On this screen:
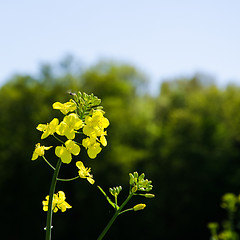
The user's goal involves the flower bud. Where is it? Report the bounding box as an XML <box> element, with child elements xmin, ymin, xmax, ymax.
<box><xmin>129</xmin><ymin>173</ymin><xmax>134</xmax><ymax>185</ymax></box>
<box><xmin>133</xmin><ymin>204</ymin><xmax>146</xmax><ymax>211</ymax></box>
<box><xmin>132</xmin><ymin>185</ymin><xmax>138</xmax><ymax>193</ymax></box>
<box><xmin>144</xmin><ymin>193</ymin><xmax>155</xmax><ymax>198</ymax></box>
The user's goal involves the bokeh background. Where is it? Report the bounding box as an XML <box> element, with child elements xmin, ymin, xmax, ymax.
<box><xmin>1</xmin><ymin>1</ymin><xmax>240</xmax><ymax>239</ymax></box>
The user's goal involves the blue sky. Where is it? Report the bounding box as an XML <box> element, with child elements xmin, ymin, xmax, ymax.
<box><xmin>1</xmin><ymin>0</ymin><xmax>240</xmax><ymax>93</ymax></box>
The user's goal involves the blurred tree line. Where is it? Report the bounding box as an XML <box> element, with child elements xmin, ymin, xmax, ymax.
<box><xmin>1</xmin><ymin>56</ymin><xmax>240</xmax><ymax>239</ymax></box>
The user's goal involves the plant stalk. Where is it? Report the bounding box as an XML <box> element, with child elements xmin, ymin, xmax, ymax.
<box><xmin>45</xmin><ymin>159</ymin><xmax>62</xmax><ymax>240</ymax></box>
<box><xmin>97</xmin><ymin>193</ymin><xmax>133</xmax><ymax>240</ymax></box>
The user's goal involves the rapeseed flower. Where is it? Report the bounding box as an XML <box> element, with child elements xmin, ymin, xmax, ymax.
<box><xmin>82</xmin><ymin>137</ymin><xmax>101</xmax><ymax>159</ymax></box>
<box><xmin>31</xmin><ymin>143</ymin><xmax>52</xmax><ymax>160</ymax></box>
<box><xmin>76</xmin><ymin>161</ymin><xmax>95</xmax><ymax>184</ymax></box>
<box><xmin>37</xmin><ymin>118</ymin><xmax>59</xmax><ymax>139</ymax></box>
<box><xmin>56</xmin><ymin>113</ymin><xmax>83</xmax><ymax>139</ymax></box>
<box><xmin>55</xmin><ymin>191</ymin><xmax>72</xmax><ymax>212</ymax></box>
<box><xmin>42</xmin><ymin>194</ymin><xmax>59</xmax><ymax>213</ymax></box>
<box><xmin>82</xmin><ymin>110</ymin><xmax>109</xmax><ymax>158</ymax></box>
<box><xmin>55</xmin><ymin>140</ymin><xmax>80</xmax><ymax>164</ymax></box>
<box><xmin>42</xmin><ymin>191</ymin><xmax>72</xmax><ymax>212</ymax></box>
<box><xmin>83</xmin><ymin>110</ymin><xmax>109</xmax><ymax>139</ymax></box>
<box><xmin>52</xmin><ymin>100</ymin><xmax>76</xmax><ymax>115</ymax></box>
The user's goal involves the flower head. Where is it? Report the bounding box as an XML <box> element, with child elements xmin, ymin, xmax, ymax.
<box><xmin>55</xmin><ymin>140</ymin><xmax>80</xmax><ymax>164</ymax></box>
<box><xmin>42</xmin><ymin>191</ymin><xmax>72</xmax><ymax>213</ymax></box>
<box><xmin>31</xmin><ymin>143</ymin><xmax>52</xmax><ymax>160</ymax></box>
<box><xmin>56</xmin><ymin>113</ymin><xmax>83</xmax><ymax>139</ymax></box>
<box><xmin>52</xmin><ymin>100</ymin><xmax>76</xmax><ymax>115</ymax></box>
<box><xmin>76</xmin><ymin>161</ymin><xmax>95</xmax><ymax>184</ymax></box>
<box><xmin>83</xmin><ymin>110</ymin><xmax>109</xmax><ymax>139</ymax></box>
<box><xmin>55</xmin><ymin>191</ymin><xmax>72</xmax><ymax>212</ymax></box>
<box><xmin>82</xmin><ymin>110</ymin><xmax>109</xmax><ymax>158</ymax></box>
<box><xmin>36</xmin><ymin>118</ymin><xmax>59</xmax><ymax>139</ymax></box>
<box><xmin>82</xmin><ymin>137</ymin><xmax>102</xmax><ymax>159</ymax></box>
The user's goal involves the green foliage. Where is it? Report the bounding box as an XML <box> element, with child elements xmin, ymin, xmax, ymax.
<box><xmin>208</xmin><ymin>193</ymin><xmax>240</xmax><ymax>240</ymax></box>
<box><xmin>1</xmin><ymin>58</ymin><xmax>240</xmax><ymax>239</ymax></box>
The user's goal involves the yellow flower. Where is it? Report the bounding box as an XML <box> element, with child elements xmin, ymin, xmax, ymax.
<box><xmin>133</xmin><ymin>204</ymin><xmax>146</xmax><ymax>211</ymax></box>
<box><xmin>42</xmin><ymin>191</ymin><xmax>72</xmax><ymax>213</ymax></box>
<box><xmin>36</xmin><ymin>118</ymin><xmax>59</xmax><ymax>139</ymax></box>
<box><xmin>55</xmin><ymin>140</ymin><xmax>80</xmax><ymax>164</ymax></box>
<box><xmin>56</xmin><ymin>113</ymin><xmax>83</xmax><ymax>139</ymax></box>
<box><xmin>76</xmin><ymin>161</ymin><xmax>95</xmax><ymax>184</ymax></box>
<box><xmin>82</xmin><ymin>137</ymin><xmax>102</xmax><ymax>159</ymax></box>
<box><xmin>82</xmin><ymin>110</ymin><xmax>109</xmax><ymax>158</ymax></box>
<box><xmin>83</xmin><ymin>110</ymin><xmax>109</xmax><ymax>139</ymax></box>
<box><xmin>42</xmin><ymin>194</ymin><xmax>59</xmax><ymax>213</ymax></box>
<box><xmin>55</xmin><ymin>191</ymin><xmax>72</xmax><ymax>212</ymax></box>
<box><xmin>31</xmin><ymin>143</ymin><xmax>52</xmax><ymax>160</ymax></box>
<box><xmin>52</xmin><ymin>100</ymin><xmax>76</xmax><ymax>115</ymax></box>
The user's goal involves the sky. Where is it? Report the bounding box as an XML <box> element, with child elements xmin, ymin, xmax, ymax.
<box><xmin>1</xmin><ymin>0</ymin><xmax>240</xmax><ymax>93</ymax></box>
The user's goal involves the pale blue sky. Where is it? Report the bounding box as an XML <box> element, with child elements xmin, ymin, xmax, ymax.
<box><xmin>1</xmin><ymin>0</ymin><xmax>240</xmax><ymax>93</ymax></box>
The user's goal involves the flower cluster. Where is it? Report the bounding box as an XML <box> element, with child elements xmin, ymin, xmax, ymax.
<box><xmin>42</xmin><ymin>191</ymin><xmax>72</xmax><ymax>213</ymax></box>
<box><xmin>129</xmin><ymin>172</ymin><xmax>153</xmax><ymax>193</ymax></box>
<box><xmin>32</xmin><ymin>92</ymin><xmax>109</xmax><ymax>213</ymax></box>
<box><xmin>34</xmin><ymin>93</ymin><xmax>109</xmax><ymax>163</ymax></box>
<box><xmin>82</xmin><ymin>110</ymin><xmax>109</xmax><ymax>159</ymax></box>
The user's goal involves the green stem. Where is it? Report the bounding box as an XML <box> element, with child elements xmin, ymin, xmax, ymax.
<box><xmin>45</xmin><ymin>159</ymin><xmax>62</xmax><ymax>240</ymax></box>
<box><xmin>57</xmin><ymin>176</ymin><xmax>79</xmax><ymax>181</ymax></box>
<box><xmin>97</xmin><ymin>193</ymin><xmax>133</xmax><ymax>240</ymax></box>
<box><xmin>118</xmin><ymin>208</ymin><xmax>133</xmax><ymax>215</ymax></box>
<box><xmin>43</xmin><ymin>156</ymin><xmax>55</xmax><ymax>170</ymax></box>
<box><xmin>53</xmin><ymin>134</ymin><xmax>65</xmax><ymax>144</ymax></box>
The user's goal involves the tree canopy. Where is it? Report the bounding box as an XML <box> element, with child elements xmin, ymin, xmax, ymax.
<box><xmin>1</xmin><ymin>58</ymin><xmax>240</xmax><ymax>239</ymax></box>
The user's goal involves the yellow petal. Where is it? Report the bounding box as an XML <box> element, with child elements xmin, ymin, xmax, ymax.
<box><xmin>43</xmin><ymin>205</ymin><xmax>48</xmax><ymax>211</ymax></box>
<box><xmin>100</xmin><ymin>135</ymin><xmax>107</xmax><ymax>147</ymax></box>
<box><xmin>52</xmin><ymin>102</ymin><xmax>63</xmax><ymax>110</ymax></box>
<box><xmin>49</xmin><ymin>118</ymin><xmax>59</xmax><ymax>129</ymax></box>
<box><xmin>36</xmin><ymin>124</ymin><xmax>47</xmax><ymax>131</ymax></box>
<box><xmin>31</xmin><ymin>152</ymin><xmax>38</xmax><ymax>160</ymax></box>
<box><xmin>87</xmin><ymin>177</ymin><xmax>95</xmax><ymax>184</ymax></box>
<box><xmin>82</xmin><ymin>138</ymin><xmax>91</xmax><ymax>148</ymax></box>
<box><xmin>102</xmin><ymin>117</ymin><xmax>110</xmax><ymax>128</ymax></box>
<box><xmin>85</xmin><ymin>115</ymin><xmax>92</xmax><ymax>125</ymax></box>
<box><xmin>56</xmin><ymin>122</ymin><xmax>67</xmax><ymax>136</ymax></box>
<box><xmin>71</xmin><ymin>144</ymin><xmax>80</xmax><ymax>155</ymax></box>
<box><xmin>76</xmin><ymin>161</ymin><xmax>84</xmax><ymax>169</ymax></box>
<box><xmin>53</xmin><ymin>207</ymin><xmax>59</xmax><ymax>213</ymax></box>
<box><xmin>57</xmin><ymin>191</ymin><xmax>66</xmax><ymax>201</ymax></box>
<box><xmin>41</xmin><ymin>131</ymin><xmax>50</xmax><ymax>139</ymax></box>
<box><xmin>44</xmin><ymin>146</ymin><xmax>53</xmax><ymax>150</ymax></box>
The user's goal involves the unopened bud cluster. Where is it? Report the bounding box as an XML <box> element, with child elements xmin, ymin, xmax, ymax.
<box><xmin>109</xmin><ymin>186</ymin><xmax>122</xmax><ymax>197</ymax></box>
<box><xmin>129</xmin><ymin>172</ymin><xmax>153</xmax><ymax>193</ymax></box>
